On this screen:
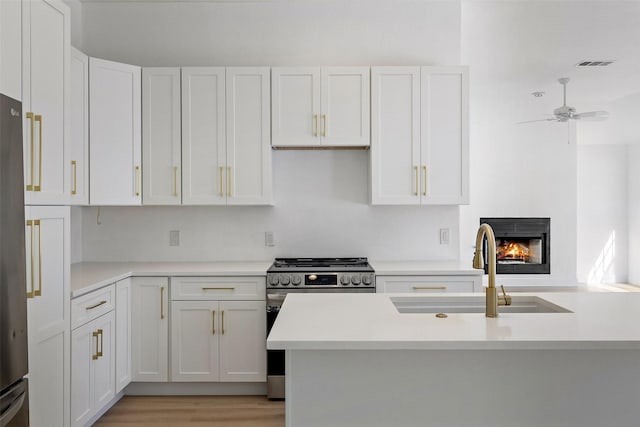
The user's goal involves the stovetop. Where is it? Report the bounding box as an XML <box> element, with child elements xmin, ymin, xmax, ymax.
<box><xmin>266</xmin><ymin>257</ymin><xmax>375</xmax><ymax>289</ymax></box>
<box><xmin>268</xmin><ymin>257</ymin><xmax>373</xmax><ymax>272</ymax></box>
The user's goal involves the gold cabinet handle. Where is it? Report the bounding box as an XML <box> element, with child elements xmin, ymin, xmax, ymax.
<box><xmin>160</xmin><ymin>287</ymin><xmax>165</xmax><ymax>320</ymax></box>
<box><xmin>97</xmin><ymin>329</ymin><xmax>104</xmax><ymax>358</ymax></box>
<box><xmin>227</xmin><ymin>166</ymin><xmax>232</xmax><ymax>197</ymax></box>
<box><xmin>135</xmin><ymin>165</ymin><xmax>141</xmax><ymax>196</ymax></box>
<box><xmin>212</xmin><ymin>310</ymin><xmax>216</xmax><ymax>335</ymax></box>
<box><xmin>219</xmin><ymin>166</ymin><xmax>224</xmax><ymax>197</ymax></box>
<box><xmin>26</xmin><ymin>220</ymin><xmax>34</xmax><ymax>299</ymax></box>
<box><xmin>313</xmin><ymin>114</ymin><xmax>318</xmax><ymax>137</ymax></box>
<box><xmin>173</xmin><ymin>166</ymin><xmax>178</xmax><ymax>197</ymax></box>
<box><xmin>412</xmin><ymin>286</ymin><xmax>447</xmax><ymax>291</ymax></box>
<box><xmin>221</xmin><ymin>310</ymin><xmax>225</xmax><ymax>335</ymax></box>
<box><xmin>202</xmin><ymin>287</ymin><xmax>235</xmax><ymax>291</ymax></box>
<box><xmin>414</xmin><ymin>166</ymin><xmax>419</xmax><ymax>196</ymax></box>
<box><xmin>71</xmin><ymin>160</ymin><xmax>77</xmax><ymax>195</ymax></box>
<box><xmin>26</xmin><ymin>112</ymin><xmax>34</xmax><ymax>191</ymax></box>
<box><xmin>422</xmin><ymin>166</ymin><xmax>427</xmax><ymax>196</ymax></box>
<box><xmin>92</xmin><ymin>331</ymin><xmax>99</xmax><ymax>360</ymax></box>
<box><xmin>34</xmin><ymin>219</ymin><xmax>41</xmax><ymax>297</ymax></box>
<box><xmin>85</xmin><ymin>300</ymin><xmax>107</xmax><ymax>311</ymax></box>
<box><xmin>34</xmin><ymin>115</ymin><xmax>42</xmax><ymax>191</ymax></box>
<box><xmin>322</xmin><ymin>114</ymin><xmax>327</xmax><ymax>137</ymax></box>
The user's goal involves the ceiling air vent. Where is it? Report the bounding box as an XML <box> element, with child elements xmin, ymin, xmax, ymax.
<box><xmin>576</xmin><ymin>60</ymin><xmax>615</xmax><ymax>67</ymax></box>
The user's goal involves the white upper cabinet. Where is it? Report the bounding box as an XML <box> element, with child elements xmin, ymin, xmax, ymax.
<box><xmin>1</xmin><ymin>0</ymin><xmax>22</xmax><ymax>101</ymax></box>
<box><xmin>89</xmin><ymin>57</ymin><xmax>141</xmax><ymax>205</ymax></box>
<box><xmin>226</xmin><ymin>67</ymin><xmax>272</xmax><ymax>205</ymax></box>
<box><xmin>22</xmin><ymin>0</ymin><xmax>70</xmax><ymax>205</ymax></box>
<box><xmin>370</xmin><ymin>66</ymin><xmax>469</xmax><ymax>205</ymax></box>
<box><xmin>181</xmin><ymin>67</ymin><xmax>226</xmax><ymax>205</ymax></box>
<box><xmin>272</xmin><ymin>67</ymin><xmax>370</xmax><ymax>148</ymax></box>
<box><xmin>142</xmin><ymin>67</ymin><xmax>182</xmax><ymax>205</ymax></box>
<box><xmin>69</xmin><ymin>47</ymin><xmax>89</xmax><ymax>205</ymax></box>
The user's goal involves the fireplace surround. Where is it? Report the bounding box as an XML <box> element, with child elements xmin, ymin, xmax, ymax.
<box><xmin>479</xmin><ymin>217</ymin><xmax>550</xmax><ymax>274</ymax></box>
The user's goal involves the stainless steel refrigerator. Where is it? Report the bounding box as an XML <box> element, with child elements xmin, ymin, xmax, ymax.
<box><xmin>0</xmin><ymin>93</ymin><xmax>29</xmax><ymax>426</ymax></box>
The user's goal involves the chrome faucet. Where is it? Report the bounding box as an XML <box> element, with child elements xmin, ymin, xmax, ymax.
<box><xmin>473</xmin><ymin>223</ymin><xmax>511</xmax><ymax>317</ymax></box>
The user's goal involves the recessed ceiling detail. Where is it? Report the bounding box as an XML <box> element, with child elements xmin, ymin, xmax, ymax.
<box><xmin>575</xmin><ymin>61</ymin><xmax>615</xmax><ymax>67</ymax></box>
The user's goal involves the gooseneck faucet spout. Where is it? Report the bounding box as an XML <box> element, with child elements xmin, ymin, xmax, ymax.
<box><xmin>473</xmin><ymin>223</ymin><xmax>510</xmax><ymax>318</ymax></box>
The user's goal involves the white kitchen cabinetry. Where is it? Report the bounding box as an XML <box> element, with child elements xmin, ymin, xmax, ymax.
<box><xmin>171</xmin><ymin>277</ymin><xmax>266</xmax><ymax>382</ymax></box>
<box><xmin>0</xmin><ymin>0</ymin><xmax>22</xmax><ymax>100</ymax></box>
<box><xmin>370</xmin><ymin>66</ymin><xmax>469</xmax><ymax>205</ymax></box>
<box><xmin>71</xmin><ymin>305</ymin><xmax>115</xmax><ymax>427</ymax></box>
<box><xmin>25</xmin><ymin>205</ymin><xmax>70</xmax><ymax>427</ymax></box>
<box><xmin>142</xmin><ymin>67</ymin><xmax>181</xmax><ymax>205</ymax></box>
<box><xmin>69</xmin><ymin>47</ymin><xmax>89</xmax><ymax>205</ymax></box>
<box><xmin>22</xmin><ymin>0</ymin><xmax>70</xmax><ymax>205</ymax></box>
<box><xmin>115</xmin><ymin>278</ymin><xmax>132</xmax><ymax>393</ymax></box>
<box><xmin>89</xmin><ymin>57</ymin><xmax>141</xmax><ymax>205</ymax></box>
<box><xmin>272</xmin><ymin>67</ymin><xmax>369</xmax><ymax>148</ymax></box>
<box><xmin>131</xmin><ymin>277</ymin><xmax>169</xmax><ymax>382</ymax></box>
<box><xmin>376</xmin><ymin>275</ymin><xmax>481</xmax><ymax>293</ymax></box>
<box><xmin>181</xmin><ymin>67</ymin><xmax>271</xmax><ymax>205</ymax></box>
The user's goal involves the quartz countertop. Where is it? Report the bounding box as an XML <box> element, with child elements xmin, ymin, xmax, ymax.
<box><xmin>370</xmin><ymin>260</ymin><xmax>482</xmax><ymax>276</ymax></box>
<box><xmin>266</xmin><ymin>292</ymin><xmax>640</xmax><ymax>351</ymax></box>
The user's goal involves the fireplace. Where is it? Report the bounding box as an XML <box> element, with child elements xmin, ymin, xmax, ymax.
<box><xmin>480</xmin><ymin>218</ymin><xmax>550</xmax><ymax>274</ymax></box>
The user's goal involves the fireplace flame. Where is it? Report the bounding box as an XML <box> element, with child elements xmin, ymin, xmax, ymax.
<box><xmin>497</xmin><ymin>241</ymin><xmax>530</xmax><ymax>261</ymax></box>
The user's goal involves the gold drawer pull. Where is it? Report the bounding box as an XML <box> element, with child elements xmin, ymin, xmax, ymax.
<box><xmin>412</xmin><ymin>286</ymin><xmax>447</xmax><ymax>291</ymax></box>
<box><xmin>322</xmin><ymin>114</ymin><xmax>327</xmax><ymax>137</ymax></box>
<box><xmin>313</xmin><ymin>114</ymin><xmax>318</xmax><ymax>137</ymax></box>
<box><xmin>422</xmin><ymin>165</ymin><xmax>427</xmax><ymax>196</ymax></box>
<box><xmin>202</xmin><ymin>287</ymin><xmax>235</xmax><ymax>291</ymax></box>
<box><xmin>26</xmin><ymin>112</ymin><xmax>34</xmax><ymax>191</ymax></box>
<box><xmin>85</xmin><ymin>300</ymin><xmax>107</xmax><ymax>310</ymax></box>
<box><xmin>34</xmin><ymin>219</ymin><xmax>41</xmax><ymax>297</ymax></box>
<box><xmin>26</xmin><ymin>220</ymin><xmax>34</xmax><ymax>298</ymax></box>
<box><xmin>173</xmin><ymin>166</ymin><xmax>178</xmax><ymax>197</ymax></box>
<box><xmin>212</xmin><ymin>310</ymin><xmax>216</xmax><ymax>335</ymax></box>
<box><xmin>414</xmin><ymin>166</ymin><xmax>419</xmax><ymax>196</ymax></box>
<box><xmin>227</xmin><ymin>166</ymin><xmax>232</xmax><ymax>197</ymax></box>
<box><xmin>71</xmin><ymin>160</ymin><xmax>78</xmax><ymax>195</ymax></box>
<box><xmin>97</xmin><ymin>329</ymin><xmax>104</xmax><ymax>358</ymax></box>
<box><xmin>221</xmin><ymin>310</ymin><xmax>225</xmax><ymax>335</ymax></box>
<box><xmin>92</xmin><ymin>331</ymin><xmax>99</xmax><ymax>360</ymax></box>
<box><xmin>135</xmin><ymin>165</ymin><xmax>141</xmax><ymax>196</ymax></box>
<box><xmin>219</xmin><ymin>166</ymin><xmax>224</xmax><ymax>197</ymax></box>
<box><xmin>160</xmin><ymin>287</ymin><xmax>165</xmax><ymax>320</ymax></box>
<box><xmin>34</xmin><ymin>114</ymin><xmax>42</xmax><ymax>191</ymax></box>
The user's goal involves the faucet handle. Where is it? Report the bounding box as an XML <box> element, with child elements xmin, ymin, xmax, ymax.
<box><xmin>498</xmin><ymin>285</ymin><xmax>512</xmax><ymax>306</ymax></box>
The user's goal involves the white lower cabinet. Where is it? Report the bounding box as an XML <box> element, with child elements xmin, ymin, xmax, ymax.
<box><xmin>170</xmin><ymin>276</ymin><xmax>266</xmax><ymax>383</ymax></box>
<box><xmin>131</xmin><ymin>277</ymin><xmax>169</xmax><ymax>382</ymax></box>
<box><xmin>71</xmin><ymin>310</ymin><xmax>115</xmax><ymax>427</ymax></box>
<box><xmin>376</xmin><ymin>275</ymin><xmax>481</xmax><ymax>293</ymax></box>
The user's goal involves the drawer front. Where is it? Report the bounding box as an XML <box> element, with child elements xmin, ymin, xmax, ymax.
<box><xmin>377</xmin><ymin>276</ymin><xmax>477</xmax><ymax>293</ymax></box>
<box><xmin>72</xmin><ymin>284</ymin><xmax>116</xmax><ymax>329</ymax></box>
<box><xmin>171</xmin><ymin>276</ymin><xmax>266</xmax><ymax>301</ymax></box>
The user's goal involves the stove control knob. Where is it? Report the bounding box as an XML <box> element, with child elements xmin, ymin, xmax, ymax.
<box><xmin>269</xmin><ymin>275</ymin><xmax>279</xmax><ymax>286</ymax></box>
<box><xmin>362</xmin><ymin>275</ymin><xmax>372</xmax><ymax>286</ymax></box>
<box><xmin>351</xmin><ymin>274</ymin><xmax>361</xmax><ymax>285</ymax></box>
<box><xmin>280</xmin><ymin>275</ymin><xmax>290</xmax><ymax>286</ymax></box>
<box><xmin>340</xmin><ymin>275</ymin><xmax>351</xmax><ymax>286</ymax></box>
<box><xmin>291</xmin><ymin>274</ymin><xmax>302</xmax><ymax>286</ymax></box>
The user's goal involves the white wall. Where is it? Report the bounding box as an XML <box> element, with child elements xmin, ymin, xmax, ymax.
<box><xmin>576</xmin><ymin>145</ymin><xmax>628</xmax><ymax>284</ymax></box>
<box><xmin>629</xmin><ymin>145</ymin><xmax>640</xmax><ymax>285</ymax></box>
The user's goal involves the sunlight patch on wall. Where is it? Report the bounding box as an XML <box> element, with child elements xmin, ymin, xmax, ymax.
<box><xmin>587</xmin><ymin>230</ymin><xmax>616</xmax><ymax>286</ymax></box>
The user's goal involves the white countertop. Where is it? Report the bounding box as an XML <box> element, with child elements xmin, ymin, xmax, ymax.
<box><xmin>370</xmin><ymin>260</ymin><xmax>481</xmax><ymax>276</ymax></box>
<box><xmin>71</xmin><ymin>261</ymin><xmax>272</xmax><ymax>297</ymax></box>
<box><xmin>267</xmin><ymin>292</ymin><xmax>640</xmax><ymax>350</ymax></box>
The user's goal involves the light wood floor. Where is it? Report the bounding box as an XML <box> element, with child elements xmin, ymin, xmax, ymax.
<box><xmin>94</xmin><ymin>396</ymin><xmax>285</xmax><ymax>427</ymax></box>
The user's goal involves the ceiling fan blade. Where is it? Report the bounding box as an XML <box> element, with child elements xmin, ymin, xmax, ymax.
<box><xmin>574</xmin><ymin>110</ymin><xmax>609</xmax><ymax>121</ymax></box>
<box><xmin>516</xmin><ymin>118</ymin><xmax>557</xmax><ymax>124</ymax></box>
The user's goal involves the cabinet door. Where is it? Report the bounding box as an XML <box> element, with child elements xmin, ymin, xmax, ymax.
<box><xmin>71</xmin><ymin>321</ymin><xmax>93</xmax><ymax>427</ymax></box>
<box><xmin>226</xmin><ymin>67</ymin><xmax>272</xmax><ymax>205</ymax></box>
<box><xmin>219</xmin><ymin>300</ymin><xmax>266</xmax><ymax>382</ymax></box>
<box><xmin>271</xmin><ymin>67</ymin><xmax>320</xmax><ymax>147</ymax></box>
<box><xmin>25</xmin><ymin>206</ymin><xmax>70</xmax><ymax>427</ymax></box>
<box><xmin>22</xmin><ymin>0</ymin><xmax>70</xmax><ymax>205</ymax></box>
<box><xmin>142</xmin><ymin>67</ymin><xmax>182</xmax><ymax>205</ymax></box>
<box><xmin>421</xmin><ymin>67</ymin><xmax>469</xmax><ymax>204</ymax></box>
<box><xmin>370</xmin><ymin>67</ymin><xmax>421</xmax><ymax>205</ymax></box>
<box><xmin>171</xmin><ymin>301</ymin><xmax>220</xmax><ymax>382</ymax></box>
<box><xmin>1</xmin><ymin>0</ymin><xmax>22</xmax><ymax>101</ymax></box>
<box><xmin>92</xmin><ymin>311</ymin><xmax>115</xmax><ymax>413</ymax></box>
<box><xmin>115</xmin><ymin>278</ymin><xmax>132</xmax><ymax>393</ymax></box>
<box><xmin>131</xmin><ymin>277</ymin><xmax>168</xmax><ymax>382</ymax></box>
<box><xmin>321</xmin><ymin>67</ymin><xmax>370</xmax><ymax>147</ymax></box>
<box><xmin>89</xmin><ymin>57</ymin><xmax>141</xmax><ymax>205</ymax></box>
<box><xmin>69</xmin><ymin>47</ymin><xmax>89</xmax><ymax>205</ymax></box>
<box><xmin>181</xmin><ymin>67</ymin><xmax>226</xmax><ymax>205</ymax></box>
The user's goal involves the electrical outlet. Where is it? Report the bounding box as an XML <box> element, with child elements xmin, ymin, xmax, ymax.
<box><xmin>265</xmin><ymin>231</ymin><xmax>276</xmax><ymax>247</ymax></box>
<box><xmin>439</xmin><ymin>228</ymin><xmax>450</xmax><ymax>245</ymax></box>
<box><xmin>169</xmin><ymin>230</ymin><xmax>181</xmax><ymax>247</ymax></box>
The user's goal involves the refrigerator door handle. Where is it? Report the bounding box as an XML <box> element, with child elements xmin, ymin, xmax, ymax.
<box><xmin>0</xmin><ymin>390</ymin><xmax>26</xmax><ymax>426</ymax></box>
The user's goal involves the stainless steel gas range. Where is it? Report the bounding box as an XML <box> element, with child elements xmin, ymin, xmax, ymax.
<box><xmin>266</xmin><ymin>257</ymin><xmax>376</xmax><ymax>399</ymax></box>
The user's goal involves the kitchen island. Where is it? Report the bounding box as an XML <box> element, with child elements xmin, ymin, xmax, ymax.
<box><xmin>267</xmin><ymin>292</ymin><xmax>640</xmax><ymax>427</ymax></box>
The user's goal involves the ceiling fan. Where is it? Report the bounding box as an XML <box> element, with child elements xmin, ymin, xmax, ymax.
<box><xmin>517</xmin><ymin>77</ymin><xmax>609</xmax><ymax>124</ymax></box>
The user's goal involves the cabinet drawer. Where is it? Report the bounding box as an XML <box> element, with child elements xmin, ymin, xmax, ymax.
<box><xmin>171</xmin><ymin>277</ymin><xmax>266</xmax><ymax>301</ymax></box>
<box><xmin>376</xmin><ymin>276</ymin><xmax>477</xmax><ymax>293</ymax></box>
<box><xmin>72</xmin><ymin>284</ymin><xmax>115</xmax><ymax>329</ymax></box>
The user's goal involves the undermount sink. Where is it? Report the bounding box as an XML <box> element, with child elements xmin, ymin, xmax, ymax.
<box><xmin>391</xmin><ymin>295</ymin><xmax>572</xmax><ymax>314</ymax></box>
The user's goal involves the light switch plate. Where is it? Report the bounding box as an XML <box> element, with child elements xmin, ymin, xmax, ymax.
<box><xmin>439</xmin><ymin>228</ymin><xmax>450</xmax><ymax>245</ymax></box>
<box><xmin>170</xmin><ymin>230</ymin><xmax>181</xmax><ymax>247</ymax></box>
<box><xmin>265</xmin><ymin>231</ymin><xmax>276</xmax><ymax>247</ymax></box>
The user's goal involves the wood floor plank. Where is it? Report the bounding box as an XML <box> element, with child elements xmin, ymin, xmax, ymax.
<box><xmin>94</xmin><ymin>396</ymin><xmax>285</xmax><ymax>426</ymax></box>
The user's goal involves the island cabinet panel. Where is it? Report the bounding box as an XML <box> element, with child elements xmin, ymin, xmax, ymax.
<box><xmin>131</xmin><ymin>277</ymin><xmax>169</xmax><ymax>382</ymax></box>
<box><xmin>376</xmin><ymin>275</ymin><xmax>480</xmax><ymax>293</ymax></box>
<box><xmin>370</xmin><ymin>66</ymin><xmax>469</xmax><ymax>205</ymax></box>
